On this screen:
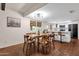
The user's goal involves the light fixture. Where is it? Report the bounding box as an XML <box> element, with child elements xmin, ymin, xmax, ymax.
<box><xmin>34</xmin><ymin>13</ymin><xmax>43</xmax><ymax>20</ymax></box>
<box><xmin>27</xmin><ymin>10</ymin><xmax>48</xmax><ymax>21</ymax></box>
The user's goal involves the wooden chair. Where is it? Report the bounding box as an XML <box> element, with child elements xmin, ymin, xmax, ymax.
<box><xmin>26</xmin><ymin>38</ymin><xmax>35</xmax><ymax>56</ymax></box>
<box><xmin>23</xmin><ymin>35</ymin><xmax>29</xmax><ymax>54</ymax></box>
<box><xmin>23</xmin><ymin>35</ymin><xmax>36</xmax><ymax>56</ymax></box>
<box><xmin>40</xmin><ymin>35</ymin><xmax>51</xmax><ymax>54</ymax></box>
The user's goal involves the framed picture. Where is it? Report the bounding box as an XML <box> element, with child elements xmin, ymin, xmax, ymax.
<box><xmin>7</xmin><ymin>17</ymin><xmax>21</xmax><ymax>27</ymax></box>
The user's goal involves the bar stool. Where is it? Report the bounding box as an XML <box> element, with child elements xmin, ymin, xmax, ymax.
<box><xmin>58</xmin><ymin>32</ymin><xmax>63</xmax><ymax>43</ymax></box>
<box><xmin>49</xmin><ymin>32</ymin><xmax>55</xmax><ymax>49</ymax></box>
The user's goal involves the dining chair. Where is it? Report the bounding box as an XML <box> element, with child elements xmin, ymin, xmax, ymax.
<box><xmin>40</xmin><ymin>35</ymin><xmax>51</xmax><ymax>54</ymax></box>
<box><xmin>23</xmin><ymin>35</ymin><xmax>29</xmax><ymax>54</ymax></box>
<box><xmin>23</xmin><ymin>35</ymin><xmax>36</xmax><ymax>56</ymax></box>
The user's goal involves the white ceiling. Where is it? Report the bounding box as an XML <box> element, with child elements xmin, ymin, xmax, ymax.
<box><xmin>1</xmin><ymin>3</ymin><xmax>79</xmax><ymax>23</ymax></box>
<box><xmin>27</xmin><ymin>3</ymin><xmax>79</xmax><ymax>22</ymax></box>
<box><xmin>0</xmin><ymin>3</ymin><xmax>47</xmax><ymax>16</ymax></box>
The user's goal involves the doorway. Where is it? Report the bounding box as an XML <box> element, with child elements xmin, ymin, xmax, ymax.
<box><xmin>68</xmin><ymin>24</ymin><xmax>78</xmax><ymax>39</ymax></box>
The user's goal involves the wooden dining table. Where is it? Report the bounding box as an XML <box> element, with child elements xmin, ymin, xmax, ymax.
<box><xmin>25</xmin><ymin>33</ymin><xmax>51</xmax><ymax>52</ymax></box>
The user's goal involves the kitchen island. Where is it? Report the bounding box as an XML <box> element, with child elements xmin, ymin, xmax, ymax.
<box><xmin>54</xmin><ymin>31</ymin><xmax>71</xmax><ymax>43</ymax></box>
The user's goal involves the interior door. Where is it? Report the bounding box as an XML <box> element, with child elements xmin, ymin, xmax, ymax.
<box><xmin>68</xmin><ymin>24</ymin><xmax>78</xmax><ymax>39</ymax></box>
<box><xmin>73</xmin><ymin>24</ymin><xmax>78</xmax><ymax>39</ymax></box>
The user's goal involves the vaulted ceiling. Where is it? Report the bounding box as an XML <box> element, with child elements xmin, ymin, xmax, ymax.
<box><xmin>27</xmin><ymin>3</ymin><xmax>79</xmax><ymax>23</ymax></box>
<box><xmin>0</xmin><ymin>3</ymin><xmax>79</xmax><ymax>23</ymax></box>
<box><xmin>0</xmin><ymin>3</ymin><xmax>47</xmax><ymax>16</ymax></box>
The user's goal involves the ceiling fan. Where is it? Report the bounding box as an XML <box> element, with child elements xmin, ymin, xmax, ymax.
<box><xmin>1</xmin><ymin>3</ymin><xmax>6</xmax><ymax>11</ymax></box>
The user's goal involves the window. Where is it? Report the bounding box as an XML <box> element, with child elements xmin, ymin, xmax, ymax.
<box><xmin>30</xmin><ymin>20</ymin><xmax>42</xmax><ymax>31</ymax></box>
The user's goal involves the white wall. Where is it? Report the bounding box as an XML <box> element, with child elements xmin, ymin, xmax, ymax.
<box><xmin>0</xmin><ymin>9</ymin><xmax>30</xmax><ymax>48</ymax></box>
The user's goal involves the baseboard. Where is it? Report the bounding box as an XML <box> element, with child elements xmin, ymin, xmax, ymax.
<box><xmin>0</xmin><ymin>42</ymin><xmax>23</xmax><ymax>49</ymax></box>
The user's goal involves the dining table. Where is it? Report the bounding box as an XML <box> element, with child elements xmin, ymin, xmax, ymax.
<box><xmin>25</xmin><ymin>33</ymin><xmax>51</xmax><ymax>52</ymax></box>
